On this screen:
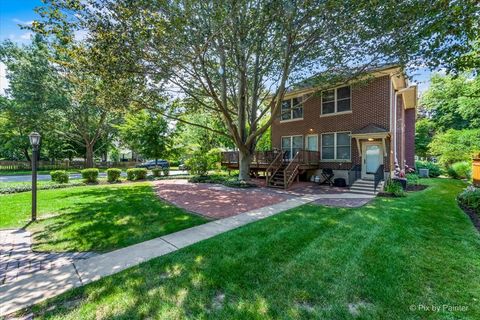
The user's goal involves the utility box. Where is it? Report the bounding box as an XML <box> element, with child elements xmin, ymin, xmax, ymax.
<box><xmin>419</xmin><ymin>168</ymin><xmax>429</xmax><ymax>178</ymax></box>
<box><xmin>473</xmin><ymin>157</ymin><xmax>480</xmax><ymax>187</ymax></box>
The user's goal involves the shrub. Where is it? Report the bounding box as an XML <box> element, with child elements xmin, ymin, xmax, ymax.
<box><xmin>81</xmin><ymin>168</ymin><xmax>99</xmax><ymax>183</ymax></box>
<box><xmin>448</xmin><ymin>161</ymin><xmax>471</xmax><ymax>180</ymax></box>
<box><xmin>415</xmin><ymin>161</ymin><xmax>442</xmax><ymax>178</ymax></box>
<box><xmin>406</xmin><ymin>173</ymin><xmax>419</xmax><ymax>186</ymax></box>
<box><xmin>107</xmin><ymin>168</ymin><xmax>122</xmax><ymax>183</ymax></box>
<box><xmin>457</xmin><ymin>185</ymin><xmax>480</xmax><ymax>212</ymax></box>
<box><xmin>50</xmin><ymin>170</ymin><xmax>69</xmax><ymax>183</ymax></box>
<box><xmin>185</xmin><ymin>148</ymin><xmax>222</xmax><ymax>175</ymax></box>
<box><xmin>223</xmin><ymin>180</ymin><xmax>257</xmax><ymax>188</ymax></box>
<box><xmin>383</xmin><ymin>179</ymin><xmax>406</xmax><ymax>197</ymax></box>
<box><xmin>151</xmin><ymin>168</ymin><xmax>162</xmax><ymax>177</ymax></box>
<box><xmin>169</xmin><ymin>160</ymin><xmax>180</xmax><ymax>167</ymax></box>
<box><xmin>127</xmin><ymin>168</ymin><xmax>148</xmax><ymax>181</ymax></box>
<box><xmin>162</xmin><ymin>166</ymin><xmax>170</xmax><ymax>176</ymax></box>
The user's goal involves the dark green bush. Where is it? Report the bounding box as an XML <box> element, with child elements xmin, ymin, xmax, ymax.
<box><xmin>223</xmin><ymin>180</ymin><xmax>257</xmax><ymax>188</ymax></box>
<box><xmin>151</xmin><ymin>168</ymin><xmax>162</xmax><ymax>177</ymax></box>
<box><xmin>457</xmin><ymin>186</ymin><xmax>480</xmax><ymax>212</ymax></box>
<box><xmin>406</xmin><ymin>173</ymin><xmax>419</xmax><ymax>186</ymax></box>
<box><xmin>107</xmin><ymin>168</ymin><xmax>122</xmax><ymax>183</ymax></box>
<box><xmin>50</xmin><ymin>170</ymin><xmax>69</xmax><ymax>183</ymax></box>
<box><xmin>383</xmin><ymin>179</ymin><xmax>406</xmax><ymax>197</ymax></box>
<box><xmin>127</xmin><ymin>168</ymin><xmax>148</xmax><ymax>181</ymax></box>
<box><xmin>169</xmin><ymin>160</ymin><xmax>180</xmax><ymax>167</ymax></box>
<box><xmin>81</xmin><ymin>168</ymin><xmax>99</xmax><ymax>183</ymax></box>
<box><xmin>415</xmin><ymin>161</ymin><xmax>442</xmax><ymax>178</ymax></box>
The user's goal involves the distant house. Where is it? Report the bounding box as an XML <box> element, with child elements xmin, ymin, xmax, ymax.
<box><xmin>222</xmin><ymin>65</ymin><xmax>417</xmax><ymax>189</ymax></box>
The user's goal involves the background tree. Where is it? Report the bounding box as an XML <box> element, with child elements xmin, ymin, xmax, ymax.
<box><xmin>0</xmin><ymin>35</ymin><xmax>69</xmax><ymax>161</ymax></box>
<box><xmin>429</xmin><ymin>129</ymin><xmax>480</xmax><ymax>167</ymax></box>
<box><xmin>421</xmin><ymin>73</ymin><xmax>480</xmax><ymax>132</ymax></box>
<box><xmin>117</xmin><ymin>110</ymin><xmax>172</xmax><ymax>165</ymax></box>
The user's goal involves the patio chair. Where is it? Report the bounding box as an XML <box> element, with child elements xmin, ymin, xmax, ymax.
<box><xmin>321</xmin><ymin>168</ymin><xmax>334</xmax><ymax>186</ymax></box>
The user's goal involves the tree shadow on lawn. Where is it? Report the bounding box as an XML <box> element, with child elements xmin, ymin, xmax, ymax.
<box><xmin>30</xmin><ymin>185</ymin><xmax>207</xmax><ymax>253</ymax></box>
<box><xmin>25</xmin><ymin>180</ymin><xmax>480</xmax><ymax>319</ymax></box>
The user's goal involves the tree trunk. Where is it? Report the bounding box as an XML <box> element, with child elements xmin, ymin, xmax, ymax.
<box><xmin>238</xmin><ymin>150</ymin><xmax>252</xmax><ymax>181</ymax></box>
<box><xmin>85</xmin><ymin>144</ymin><xmax>94</xmax><ymax>168</ymax></box>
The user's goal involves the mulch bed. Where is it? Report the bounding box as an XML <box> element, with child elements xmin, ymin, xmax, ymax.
<box><xmin>406</xmin><ymin>185</ymin><xmax>428</xmax><ymax>192</ymax></box>
<box><xmin>459</xmin><ymin>204</ymin><xmax>480</xmax><ymax>232</ymax></box>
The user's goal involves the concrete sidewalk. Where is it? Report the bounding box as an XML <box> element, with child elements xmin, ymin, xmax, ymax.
<box><xmin>0</xmin><ymin>194</ymin><xmax>323</xmax><ymax>316</ymax></box>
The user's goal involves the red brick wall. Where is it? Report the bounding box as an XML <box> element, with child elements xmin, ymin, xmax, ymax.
<box><xmin>271</xmin><ymin>75</ymin><xmax>392</xmax><ymax>171</ymax></box>
<box><xmin>404</xmin><ymin>108</ymin><xmax>416</xmax><ymax>168</ymax></box>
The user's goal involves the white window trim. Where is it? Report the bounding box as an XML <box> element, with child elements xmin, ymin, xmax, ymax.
<box><xmin>320</xmin><ymin>85</ymin><xmax>352</xmax><ymax>116</ymax></box>
<box><xmin>320</xmin><ymin>131</ymin><xmax>352</xmax><ymax>162</ymax></box>
<box><xmin>280</xmin><ymin>97</ymin><xmax>304</xmax><ymax>123</ymax></box>
<box><xmin>305</xmin><ymin>134</ymin><xmax>319</xmax><ymax>151</ymax></box>
<box><xmin>281</xmin><ymin>135</ymin><xmax>304</xmax><ymax>158</ymax></box>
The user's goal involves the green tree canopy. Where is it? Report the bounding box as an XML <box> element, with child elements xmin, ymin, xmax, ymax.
<box><xmin>429</xmin><ymin>129</ymin><xmax>480</xmax><ymax>166</ymax></box>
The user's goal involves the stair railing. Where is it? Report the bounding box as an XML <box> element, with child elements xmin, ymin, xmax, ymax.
<box><xmin>348</xmin><ymin>164</ymin><xmax>361</xmax><ymax>186</ymax></box>
<box><xmin>374</xmin><ymin>164</ymin><xmax>385</xmax><ymax>192</ymax></box>
<box><xmin>284</xmin><ymin>151</ymin><xmax>301</xmax><ymax>189</ymax></box>
<box><xmin>266</xmin><ymin>150</ymin><xmax>285</xmax><ymax>185</ymax></box>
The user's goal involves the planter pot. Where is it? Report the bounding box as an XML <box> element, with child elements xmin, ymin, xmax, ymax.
<box><xmin>419</xmin><ymin>168</ymin><xmax>429</xmax><ymax>178</ymax></box>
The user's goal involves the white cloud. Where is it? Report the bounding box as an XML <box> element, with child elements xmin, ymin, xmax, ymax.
<box><xmin>19</xmin><ymin>32</ymin><xmax>33</xmax><ymax>40</ymax></box>
<box><xmin>12</xmin><ymin>18</ymin><xmax>34</xmax><ymax>26</ymax></box>
<box><xmin>0</xmin><ymin>63</ymin><xmax>9</xmax><ymax>96</ymax></box>
<box><xmin>74</xmin><ymin>30</ymin><xmax>88</xmax><ymax>41</ymax></box>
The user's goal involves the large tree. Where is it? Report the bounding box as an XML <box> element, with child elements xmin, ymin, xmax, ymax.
<box><xmin>35</xmin><ymin>0</ymin><xmax>479</xmax><ymax>179</ymax></box>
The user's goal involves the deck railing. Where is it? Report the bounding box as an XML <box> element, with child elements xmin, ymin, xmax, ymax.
<box><xmin>221</xmin><ymin>149</ymin><xmax>320</xmax><ymax>167</ymax></box>
<box><xmin>266</xmin><ymin>151</ymin><xmax>285</xmax><ymax>185</ymax></box>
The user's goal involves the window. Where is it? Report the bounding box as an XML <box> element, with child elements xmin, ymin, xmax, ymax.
<box><xmin>321</xmin><ymin>86</ymin><xmax>351</xmax><ymax>115</ymax></box>
<box><xmin>281</xmin><ymin>97</ymin><xmax>303</xmax><ymax>121</ymax></box>
<box><xmin>321</xmin><ymin>132</ymin><xmax>351</xmax><ymax>161</ymax></box>
<box><xmin>281</xmin><ymin>135</ymin><xmax>303</xmax><ymax>159</ymax></box>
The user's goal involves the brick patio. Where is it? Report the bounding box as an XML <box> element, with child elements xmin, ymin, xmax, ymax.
<box><xmin>153</xmin><ymin>179</ymin><xmax>372</xmax><ymax>218</ymax></box>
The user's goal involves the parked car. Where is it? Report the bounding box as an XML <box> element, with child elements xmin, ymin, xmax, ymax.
<box><xmin>136</xmin><ymin>160</ymin><xmax>169</xmax><ymax>169</ymax></box>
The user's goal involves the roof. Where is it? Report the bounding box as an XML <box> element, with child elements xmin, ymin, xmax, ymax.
<box><xmin>283</xmin><ymin>64</ymin><xmax>407</xmax><ymax>99</ymax></box>
<box><xmin>352</xmin><ymin>124</ymin><xmax>388</xmax><ymax>135</ymax></box>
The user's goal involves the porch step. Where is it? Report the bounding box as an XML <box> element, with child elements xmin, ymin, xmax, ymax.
<box><xmin>350</xmin><ymin>179</ymin><xmax>383</xmax><ymax>195</ymax></box>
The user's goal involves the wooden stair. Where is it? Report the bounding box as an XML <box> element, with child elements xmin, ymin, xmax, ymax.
<box><xmin>267</xmin><ymin>164</ymin><xmax>288</xmax><ymax>188</ymax></box>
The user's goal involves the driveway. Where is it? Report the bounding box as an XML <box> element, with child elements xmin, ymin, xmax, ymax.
<box><xmin>0</xmin><ymin>170</ymin><xmax>188</xmax><ymax>183</ymax></box>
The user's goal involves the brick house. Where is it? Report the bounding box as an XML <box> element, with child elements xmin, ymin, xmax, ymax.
<box><xmin>222</xmin><ymin>65</ymin><xmax>417</xmax><ymax>189</ymax></box>
<box><xmin>271</xmin><ymin>65</ymin><xmax>417</xmax><ymax>184</ymax></box>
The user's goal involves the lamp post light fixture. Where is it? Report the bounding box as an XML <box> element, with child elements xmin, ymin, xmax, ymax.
<box><xmin>29</xmin><ymin>132</ymin><xmax>41</xmax><ymax>221</ymax></box>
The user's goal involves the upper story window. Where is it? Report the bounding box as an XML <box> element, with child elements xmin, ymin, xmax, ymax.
<box><xmin>321</xmin><ymin>85</ymin><xmax>351</xmax><ymax>115</ymax></box>
<box><xmin>281</xmin><ymin>97</ymin><xmax>303</xmax><ymax>121</ymax></box>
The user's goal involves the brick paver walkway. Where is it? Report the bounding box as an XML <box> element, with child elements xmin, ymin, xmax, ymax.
<box><xmin>0</xmin><ymin>229</ymin><xmax>97</xmax><ymax>286</ymax></box>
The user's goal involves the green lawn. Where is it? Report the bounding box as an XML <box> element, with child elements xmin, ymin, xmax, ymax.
<box><xmin>0</xmin><ymin>182</ymin><xmax>207</xmax><ymax>252</ymax></box>
<box><xmin>22</xmin><ymin>178</ymin><xmax>480</xmax><ymax>319</ymax></box>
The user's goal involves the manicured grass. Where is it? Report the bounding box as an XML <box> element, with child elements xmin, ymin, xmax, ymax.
<box><xmin>0</xmin><ymin>169</ymin><xmax>83</xmax><ymax>176</ymax></box>
<box><xmin>0</xmin><ymin>182</ymin><xmax>207</xmax><ymax>252</ymax></box>
<box><xmin>23</xmin><ymin>178</ymin><xmax>480</xmax><ymax>319</ymax></box>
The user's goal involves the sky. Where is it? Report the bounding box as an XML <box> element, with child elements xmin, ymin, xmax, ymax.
<box><xmin>0</xmin><ymin>0</ymin><xmax>433</xmax><ymax>96</ymax></box>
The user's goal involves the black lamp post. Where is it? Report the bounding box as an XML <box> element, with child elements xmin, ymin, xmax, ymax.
<box><xmin>29</xmin><ymin>132</ymin><xmax>41</xmax><ymax>221</ymax></box>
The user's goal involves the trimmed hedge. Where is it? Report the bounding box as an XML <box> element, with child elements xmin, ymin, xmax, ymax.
<box><xmin>152</xmin><ymin>168</ymin><xmax>162</xmax><ymax>177</ymax></box>
<box><xmin>162</xmin><ymin>167</ymin><xmax>170</xmax><ymax>176</ymax></box>
<box><xmin>50</xmin><ymin>170</ymin><xmax>69</xmax><ymax>183</ymax></box>
<box><xmin>107</xmin><ymin>168</ymin><xmax>122</xmax><ymax>183</ymax></box>
<box><xmin>81</xmin><ymin>168</ymin><xmax>99</xmax><ymax>183</ymax></box>
<box><xmin>127</xmin><ymin>168</ymin><xmax>148</xmax><ymax>181</ymax></box>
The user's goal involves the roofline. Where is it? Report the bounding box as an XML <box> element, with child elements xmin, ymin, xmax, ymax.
<box><xmin>282</xmin><ymin>66</ymin><xmax>406</xmax><ymax>100</ymax></box>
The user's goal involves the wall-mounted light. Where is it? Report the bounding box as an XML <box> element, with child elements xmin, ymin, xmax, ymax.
<box><xmin>368</xmin><ymin>138</ymin><xmax>374</xmax><ymax>141</ymax></box>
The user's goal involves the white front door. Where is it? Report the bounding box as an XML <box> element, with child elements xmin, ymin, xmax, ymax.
<box><xmin>362</xmin><ymin>142</ymin><xmax>383</xmax><ymax>180</ymax></box>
